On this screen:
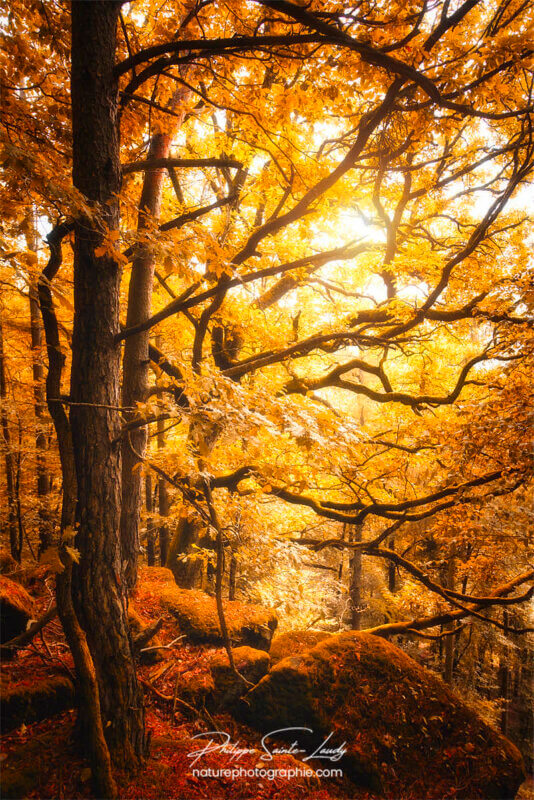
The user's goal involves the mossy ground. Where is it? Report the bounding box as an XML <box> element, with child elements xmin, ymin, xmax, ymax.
<box><xmin>134</xmin><ymin>566</ymin><xmax>278</xmax><ymax>649</ymax></box>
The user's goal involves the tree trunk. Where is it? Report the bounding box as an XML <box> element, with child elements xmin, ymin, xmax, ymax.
<box><xmin>157</xmin><ymin>385</ymin><xmax>170</xmax><ymax>566</ymax></box>
<box><xmin>387</xmin><ymin>536</ymin><xmax>396</xmax><ymax>593</ymax></box>
<box><xmin>443</xmin><ymin>550</ymin><xmax>456</xmax><ymax>684</ymax></box>
<box><xmin>30</xmin><ymin>286</ymin><xmax>51</xmax><ymax>553</ymax></box>
<box><xmin>145</xmin><ymin>470</ymin><xmax>155</xmax><ymax>567</ymax></box>
<box><xmin>0</xmin><ymin>311</ymin><xmax>20</xmax><ymax>562</ymax></box>
<box><xmin>39</xmin><ymin>221</ymin><xmax>116</xmax><ymax>799</ymax></box>
<box><xmin>228</xmin><ymin>553</ymin><xmax>237</xmax><ymax>600</ymax></box>
<box><xmin>499</xmin><ymin>610</ymin><xmax>511</xmax><ymax>735</ymax></box>
<box><xmin>69</xmin><ymin>0</ymin><xmax>144</xmax><ymax>769</ymax></box>
<box><xmin>120</xmin><ymin>133</ymin><xmax>171</xmax><ymax>588</ymax></box>
<box><xmin>349</xmin><ymin>525</ymin><xmax>363</xmax><ymax>629</ymax></box>
<box><xmin>120</xmin><ymin>82</ymin><xmax>190</xmax><ymax>588</ymax></box>
<box><xmin>26</xmin><ymin>216</ymin><xmax>51</xmax><ymax>554</ymax></box>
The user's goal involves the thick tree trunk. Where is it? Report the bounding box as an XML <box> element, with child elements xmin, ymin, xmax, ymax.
<box><xmin>39</xmin><ymin>221</ymin><xmax>116</xmax><ymax>799</ymax></box>
<box><xmin>70</xmin><ymin>0</ymin><xmax>144</xmax><ymax>769</ymax></box>
<box><xmin>0</xmin><ymin>312</ymin><xmax>20</xmax><ymax>561</ymax></box>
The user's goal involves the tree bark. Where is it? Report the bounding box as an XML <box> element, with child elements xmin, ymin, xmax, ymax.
<box><xmin>39</xmin><ymin>221</ymin><xmax>116</xmax><ymax>799</ymax></box>
<box><xmin>349</xmin><ymin>524</ymin><xmax>363</xmax><ymax>629</ymax></box>
<box><xmin>26</xmin><ymin>216</ymin><xmax>51</xmax><ymax>554</ymax></box>
<box><xmin>29</xmin><ymin>285</ymin><xmax>51</xmax><ymax>553</ymax></box>
<box><xmin>120</xmin><ymin>82</ymin><xmax>190</xmax><ymax>588</ymax></box>
<box><xmin>228</xmin><ymin>552</ymin><xmax>237</xmax><ymax>600</ymax></box>
<box><xmin>70</xmin><ymin>0</ymin><xmax>145</xmax><ymax>769</ymax></box>
<box><xmin>499</xmin><ymin>610</ymin><xmax>511</xmax><ymax>735</ymax></box>
<box><xmin>0</xmin><ymin>311</ymin><xmax>20</xmax><ymax>562</ymax></box>
<box><xmin>145</xmin><ymin>470</ymin><xmax>156</xmax><ymax>567</ymax></box>
<box><xmin>120</xmin><ymin>132</ymin><xmax>172</xmax><ymax>588</ymax></box>
<box><xmin>443</xmin><ymin>551</ymin><xmax>456</xmax><ymax>684</ymax></box>
<box><xmin>157</xmin><ymin>380</ymin><xmax>170</xmax><ymax>565</ymax></box>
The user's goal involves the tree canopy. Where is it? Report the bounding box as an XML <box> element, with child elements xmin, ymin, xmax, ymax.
<box><xmin>1</xmin><ymin>0</ymin><xmax>533</xmax><ymax>795</ymax></box>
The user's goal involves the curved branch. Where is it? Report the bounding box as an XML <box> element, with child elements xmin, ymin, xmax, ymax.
<box><xmin>122</xmin><ymin>157</ymin><xmax>243</xmax><ymax>175</ymax></box>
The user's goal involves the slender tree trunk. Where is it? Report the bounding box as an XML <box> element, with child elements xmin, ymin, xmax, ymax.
<box><xmin>120</xmin><ymin>83</ymin><xmax>190</xmax><ymax>588</ymax></box>
<box><xmin>499</xmin><ymin>610</ymin><xmax>511</xmax><ymax>735</ymax></box>
<box><xmin>120</xmin><ymin>133</ymin><xmax>171</xmax><ymax>588</ymax></box>
<box><xmin>69</xmin><ymin>0</ymin><xmax>144</xmax><ymax>769</ymax></box>
<box><xmin>30</xmin><ymin>286</ymin><xmax>51</xmax><ymax>553</ymax></box>
<box><xmin>443</xmin><ymin>550</ymin><xmax>456</xmax><ymax>684</ymax></box>
<box><xmin>0</xmin><ymin>312</ymin><xmax>20</xmax><ymax>561</ymax></box>
<box><xmin>349</xmin><ymin>525</ymin><xmax>363</xmax><ymax>629</ymax></box>
<box><xmin>228</xmin><ymin>553</ymin><xmax>237</xmax><ymax>600</ymax></box>
<box><xmin>156</xmin><ymin>358</ymin><xmax>170</xmax><ymax>565</ymax></box>
<box><xmin>26</xmin><ymin>217</ymin><xmax>51</xmax><ymax>554</ymax></box>
<box><xmin>145</xmin><ymin>470</ymin><xmax>155</xmax><ymax>567</ymax></box>
<box><xmin>387</xmin><ymin>536</ymin><xmax>396</xmax><ymax>593</ymax></box>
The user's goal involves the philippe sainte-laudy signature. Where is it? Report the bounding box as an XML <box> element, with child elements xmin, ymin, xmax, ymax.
<box><xmin>187</xmin><ymin>728</ymin><xmax>348</xmax><ymax>767</ymax></box>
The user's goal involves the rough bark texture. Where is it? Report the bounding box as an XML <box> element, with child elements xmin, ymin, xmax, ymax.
<box><xmin>39</xmin><ymin>220</ymin><xmax>116</xmax><ymax>798</ymax></box>
<box><xmin>69</xmin><ymin>0</ymin><xmax>145</xmax><ymax>770</ymax></box>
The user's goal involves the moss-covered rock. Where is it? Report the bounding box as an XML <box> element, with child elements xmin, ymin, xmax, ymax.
<box><xmin>173</xmin><ymin>672</ymin><xmax>216</xmax><ymax>713</ymax></box>
<box><xmin>242</xmin><ymin>631</ymin><xmax>525</xmax><ymax>800</ymax></box>
<box><xmin>134</xmin><ymin>567</ymin><xmax>278</xmax><ymax>650</ymax></box>
<box><xmin>0</xmin><ymin>575</ymin><xmax>35</xmax><ymax>644</ymax></box>
<box><xmin>210</xmin><ymin>646</ymin><xmax>270</xmax><ymax>709</ymax></box>
<box><xmin>269</xmin><ymin>630</ymin><xmax>332</xmax><ymax>665</ymax></box>
<box><xmin>1</xmin><ymin>674</ymin><xmax>75</xmax><ymax>731</ymax></box>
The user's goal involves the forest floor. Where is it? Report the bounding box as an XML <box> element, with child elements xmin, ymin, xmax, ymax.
<box><xmin>1</xmin><ymin>640</ymin><xmax>363</xmax><ymax>800</ymax></box>
<box><xmin>1</xmin><ymin>587</ymin><xmax>532</xmax><ymax>800</ymax></box>
<box><xmin>0</xmin><ymin>588</ymin><xmax>364</xmax><ymax>800</ymax></box>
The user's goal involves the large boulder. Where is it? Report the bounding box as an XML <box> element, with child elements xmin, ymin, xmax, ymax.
<box><xmin>242</xmin><ymin>631</ymin><xmax>525</xmax><ymax>800</ymax></box>
<box><xmin>134</xmin><ymin>567</ymin><xmax>277</xmax><ymax>650</ymax></box>
<box><xmin>210</xmin><ymin>646</ymin><xmax>270</xmax><ymax>709</ymax></box>
<box><xmin>269</xmin><ymin>630</ymin><xmax>332</xmax><ymax>665</ymax></box>
<box><xmin>0</xmin><ymin>575</ymin><xmax>35</xmax><ymax>644</ymax></box>
<box><xmin>1</xmin><ymin>674</ymin><xmax>75</xmax><ymax>731</ymax></box>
